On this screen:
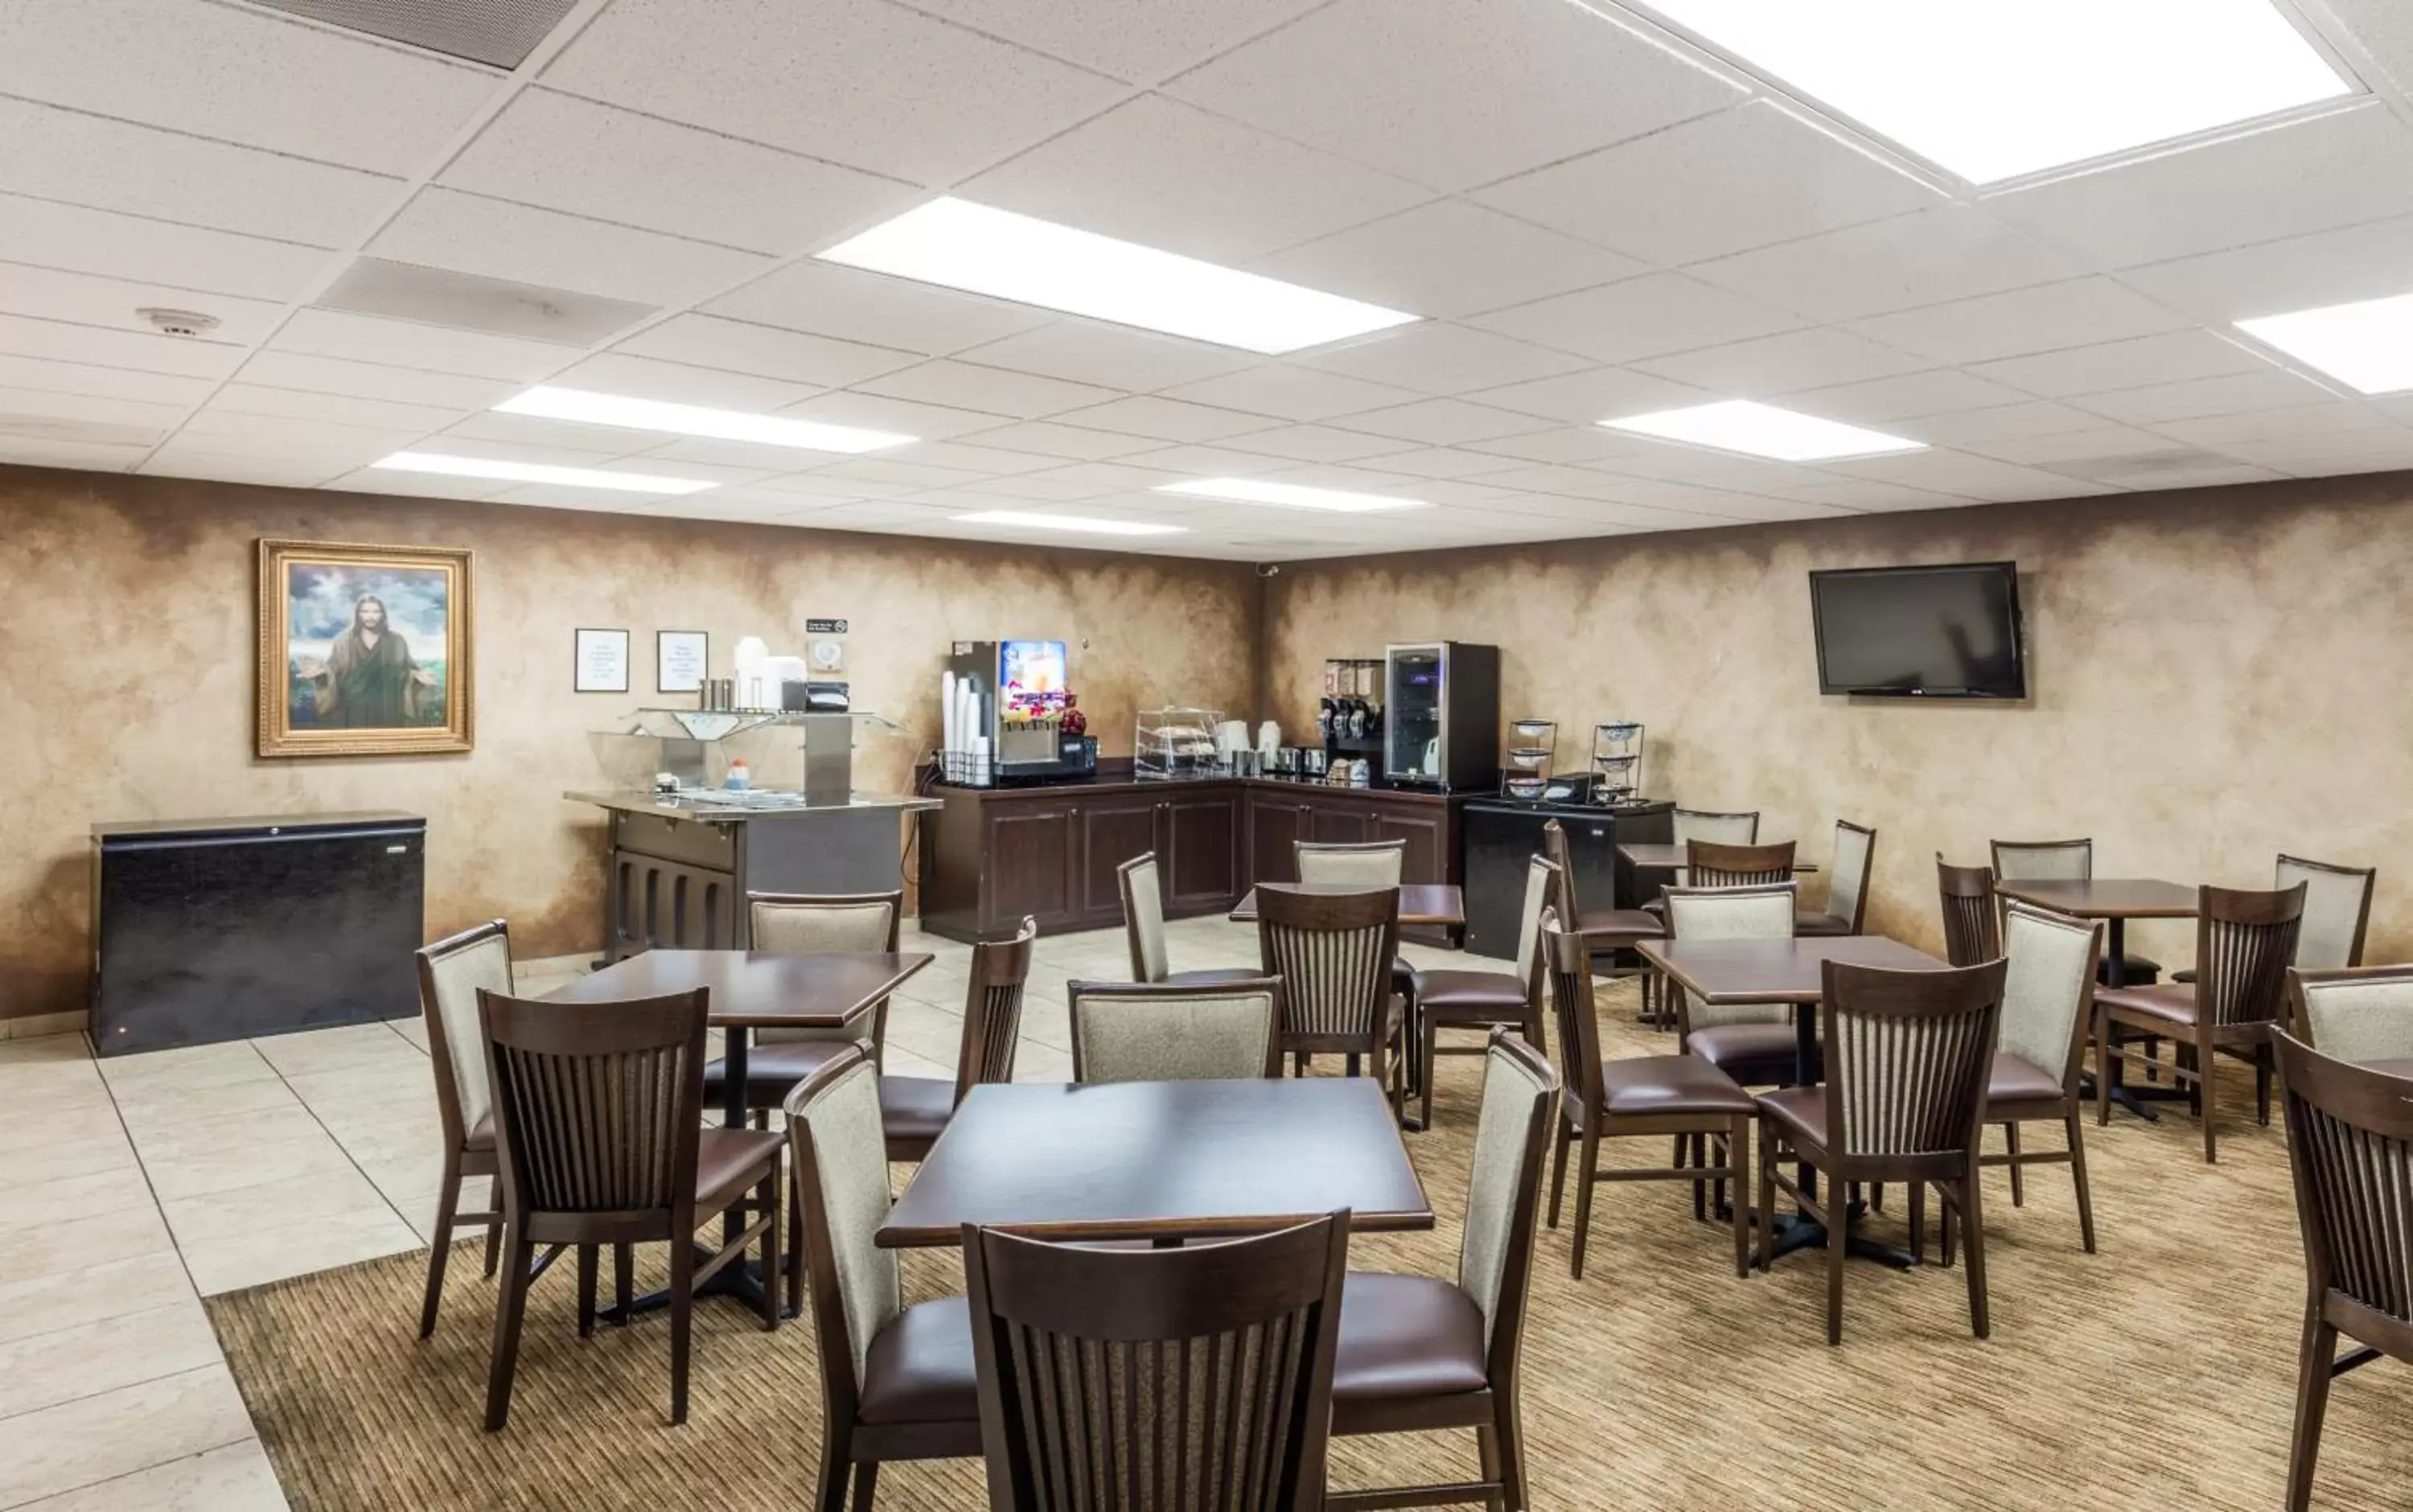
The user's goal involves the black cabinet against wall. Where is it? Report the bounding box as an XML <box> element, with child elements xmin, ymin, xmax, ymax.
<box><xmin>90</xmin><ymin>811</ymin><xmax>425</xmax><ymax>1057</ymax></box>
<box><xmin>1459</xmin><ymin>799</ymin><xmax>1673</xmax><ymax>959</ymax></box>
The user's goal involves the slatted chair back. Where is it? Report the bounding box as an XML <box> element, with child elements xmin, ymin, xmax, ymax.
<box><xmin>1999</xmin><ymin>902</ymin><xmax>2101</xmax><ymax>1088</ymax></box>
<box><xmin>2196</xmin><ymin>883</ymin><xmax>2308</xmax><ymax>1030</ymax></box>
<box><xmin>963</xmin><ymin>1213</ymin><xmax>1351</xmax><ymax>1512</ymax></box>
<box><xmin>2275</xmin><ymin>1030</ymin><xmax>2413</xmax><ymax>1331</ymax></box>
<box><xmin>1294</xmin><ymin>839</ymin><xmax>1406</xmax><ymax>886</ymax></box>
<box><xmin>2278</xmin><ymin>855</ymin><xmax>2377</xmax><ymax>972</ymax></box>
<box><xmin>1990</xmin><ymin>837</ymin><xmax>2093</xmax><ymax>883</ymax></box>
<box><xmin>1670</xmin><ymin>808</ymin><xmax>1757</xmax><ymax>885</ymax></box>
<box><xmin>417</xmin><ymin>918</ymin><xmax>512</xmax><ymax>1153</ymax></box>
<box><xmin>949</xmin><ymin>918</ymin><xmax>1037</xmax><ymax>1103</ymax></box>
<box><xmin>1116</xmin><ymin>853</ymin><xmax>1174</xmax><ymax>982</ymax></box>
<box><xmin>1663</xmin><ymin>881</ymin><xmax>1798</xmax><ymax>1033</ymax></box>
<box><xmin>1818</xmin><ymin>958</ymin><xmax>2005</xmax><ymax>1171</ymax></box>
<box><xmin>1255</xmin><ymin>884</ymin><xmax>1400</xmax><ymax>1059</ymax></box>
<box><xmin>1936</xmin><ymin>857</ymin><xmax>2001</xmax><ymax>968</ymax></box>
<box><xmin>2288</xmin><ymin>967</ymin><xmax>2413</xmax><ymax>1065</ymax></box>
<box><xmin>746</xmin><ymin>890</ymin><xmax>902</xmax><ymax>1046</ymax></box>
<box><xmin>477</xmin><ymin>988</ymin><xmax>708</xmax><ymax>1242</ymax></box>
<box><xmin>1684</xmin><ymin>838</ymin><xmax>1796</xmax><ymax>890</ymax></box>
<box><xmin>1067</xmin><ymin>978</ymin><xmax>1285</xmax><ymax>1083</ymax></box>
<box><xmin>1818</xmin><ymin>821</ymin><xmax>1878</xmax><ymax>933</ymax></box>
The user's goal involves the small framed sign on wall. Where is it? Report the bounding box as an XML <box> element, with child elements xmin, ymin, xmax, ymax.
<box><xmin>656</xmin><ymin>630</ymin><xmax>709</xmax><ymax>693</ymax></box>
<box><xmin>574</xmin><ymin>627</ymin><xmax>631</xmax><ymax>693</ymax></box>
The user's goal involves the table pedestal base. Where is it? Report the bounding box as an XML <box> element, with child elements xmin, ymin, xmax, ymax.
<box><xmin>597</xmin><ymin>1247</ymin><xmax>778</xmax><ymax>1324</ymax></box>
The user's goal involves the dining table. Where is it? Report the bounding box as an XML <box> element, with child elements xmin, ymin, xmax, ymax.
<box><xmin>545</xmin><ymin>947</ymin><xmax>931</xmax><ymax>1314</ymax></box>
<box><xmin>1227</xmin><ymin>881</ymin><xmax>1466</xmax><ymax>927</ymax></box>
<box><xmin>1637</xmin><ymin>933</ymin><xmax>1952</xmax><ymax>1268</ymax></box>
<box><xmin>878</xmin><ymin>1076</ymin><xmax>1433</xmax><ymax>1248</ymax></box>
<box><xmin>1993</xmin><ymin>877</ymin><xmax>2198</xmax><ymax>1121</ymax></box>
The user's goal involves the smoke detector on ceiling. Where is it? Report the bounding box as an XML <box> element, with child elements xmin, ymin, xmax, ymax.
<box><xmin>136</xmin><ymin>307</ymin><xmax>221</xmax><ymax>338</ymax></box>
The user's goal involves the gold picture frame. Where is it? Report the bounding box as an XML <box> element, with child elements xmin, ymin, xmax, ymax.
<box><xmin>257</xmin><ymin>537</ymin><xmax>475</xmax><ymax>758</ymax></box>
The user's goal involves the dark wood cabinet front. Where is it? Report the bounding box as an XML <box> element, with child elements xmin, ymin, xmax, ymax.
<box><xmin>1309</xmin><ymin>805</ymin><xmax>1376</xmax><ymax>844</ymax></box>
<box><xmin>1074</xmin><ymin>793</ymin><xmax>1164</xmax><ymax>920</ymax></box>
<box><xmin>1162</xmin><ymin>791</ymin><xmax>1240</xmax><ymax>910</ymax></box>
<box><xmin>983</xmin><ymin>803</ymin><xmax>1079</xmax><ymax>932</ymax></box>
<box><xmin>1248</xmin><ymin>791</ymin><xmax>1309</xmax><ymax>882</ymax></box>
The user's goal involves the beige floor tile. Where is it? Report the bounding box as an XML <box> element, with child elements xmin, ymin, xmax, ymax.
<box><xmin>388</xmin><ymin>1016</ymin><xmax>431</xmax><ymax>1053</ymax></box>
<box><xmin>0</xmin><ymin>1166</ymin><xmax>158</xmax><ymax>1228</ymax></box>
<box><xmin>0</xmin><ymin>1364</ymin><xmax>253</xmax><ymax>1508</ymax></box>
<box><xmin>878</xmin><ymin>1047</ymin><xmax>956</xmax><ymax>1084</ymax></box>
<box><xmin>278</xmin><ymin>1061</ymin><xmax>440</xmax><ymax>1113</ymax></box>
<box><xmin>118</xmin><ymin>1104</ymin><xmax>329</xmax><ymax>1164</ymax></box>
<box><xmin>0</xmin><ymin>1204</ymin><xmax>176</xmax><ymax>1286</ymax></box>
<box><xmin>390</xmin><ymin>1175</ymin><xmax>495</xmax><ymax>1245</ymax></box>
<box><xmin>326</xmin><ymin>1116</ymin><xmax>446</xmax><ymax>1172</ymax></box>
<box><xmin>0</xmin><ymin>1035</ymin><xmax>90</xmax><ymax>1068</ymax></box>
<box><xmin>1010</xmin><ymin>1043</ymin><xmax>1075</xmax><ymax>1083</ymax></box>
<box><xmin>158</xmin><ymin>1161</ymin><xmax>393</xmax><ymax>1247</ymax></box>
<box><xmin>249</xmin><ymin>1021</ymin><xmax>420</xmax><ymax>1078</ymax></box>
<box><xmin>11</xmin><ymin>1440</ymin><xmax>287</xmax><ymax>1512</ymax></box>
<box><xmin>141</xmin><ymin>1130</ymin><xmax>357</xmax><ymax>1205</ymax></box>
<box><xmin>110</xmin><ymin>1075</ymin><xmax>302</xmax><ymax>1131</ymax></box>
<box><xmin>882</xmin><ymin>1009</ymin><xmax>967</xmax><ymax>1066</ymax></box>
<box><xmin>0</xmin><ymin>1140</ymin><xmax>139</xmax><ymax>1195</ymax></box>
<box><xmin>93</xmin><ymin>1041</ymin><xmax>273</xmax><ymax>1096</ymax></box>
<box><xmin>0</xmin><ymin>1251</ymin><xmax>195</xmax><ymax>1347</ymax></box>
<box><xmin>0</xmin><ymin>1300</ymin><xmax>221</xmax><ymax>1422</ymax></box>
<box><xmin>0</xmin><ymin>1104</ymin><xmax>125</xmax><ymax>1159</ymax></box>
<box><xmin>0</xmin><ymin>1070</ymin><xmax>113</xmax><ymax>1123</ymax></box>
<box><xmin>179</xmin><ymin>1205</ymin><xmax>421</xmax><ymax>1297</ymax></box>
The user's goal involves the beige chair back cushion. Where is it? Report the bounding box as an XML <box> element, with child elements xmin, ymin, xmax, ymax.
<box><xmin>2281</xmin><ymin>857</ymin><xmax>2373</xmax><ymax>972</ymax></box>
<box><xmin>793</xmin><ymin>1058</ymin><xmax>900</xmax><ymax>1375</ymax></box>
<box><xmin>1296</xmin><ymin>843</ymin><xmax>1404</xmax><ymax>886</ymax></box>
<box><xmin>1071</xmin><ymin>985</ymin><xmax>1277</xmax><ymax>1083</ymax></box>
<box><xmin>1664</xmin><ymin>883</ymin><xmax>1795</xmax><ymax>1029</ymax></box>
<box><xmin>751</xmin><ymin>898</ymin><xmax>895</xmax><ymax>1045</ymax></box>
<box><xmin>1461</xmin><ymin>1039</ymin><xmax>1550</xmax><ymax>1348</ymax></box>
<box><xmin>1123</xmin><ymin>856</ymin><xmax>1170</xmax><ymax>982</ymax></box>
<box><xmin>1671</xmin><ymin>810</ymin><xmax>1757</xmax><ymax>886</ymax></box>
<box><xmin>1511</xmin><ymin>854</ymin><xmax>1555</xmax><ymax>996</ymax></box>
<box><xmin>423</xmin><ymin>931</ymin><xmax>512</xmax><ymax>1132</ymax></box>
<box><xmin>1998</xmin><ymin>903</ymin><xmax>2095</xmax><ymax>1079</ymax></box>
<box><xmin>1992</xmin><ymin>840</ymin><xmax>2090</xmax><ymax>882</ymax></box>
<box><xmin>1824</xmin><ymin>822</ymin><xmax>1874</xmax><ymax>928</ymax></box>
<box><xmin>2300</xmin><ymin>975</ymin><xmax>2413</xmax><ymax>1065</ymax></box>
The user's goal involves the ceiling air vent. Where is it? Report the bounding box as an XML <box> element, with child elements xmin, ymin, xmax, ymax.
<box><xmin>245</xmin><ymin>0</ymin><xmax>582</xmax><ymax>70</ymax></box>
<box><xmin>0</xmin><ymin>416</ymin><xmax>166</xmax><ymax>447</ymax></box>
<box><xmin>314</xmin><ymin>258</ymin><xmax>656</xmax><ymax>345</ymax></box>
<box><xmin>2040</xmin><ymin>449</ymin><xmax>2242</xmax><ymax>484</ymax></box>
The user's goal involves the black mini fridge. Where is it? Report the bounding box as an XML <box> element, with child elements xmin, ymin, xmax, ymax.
<box><xmin>90</xmin><ymin>811</ymin><xmax>426</xmax><ymax>1056</ymax></box>
<box><xmin>1460</xmin><ymin>794</ymin><xmax>1672</xmax><ymax>959</ymax></box>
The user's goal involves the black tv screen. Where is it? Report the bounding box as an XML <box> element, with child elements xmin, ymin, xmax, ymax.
<box><xmin>1810</xmin><ymin>562</ymin><xmax>2026</xmax><ymax>698</ymax></box>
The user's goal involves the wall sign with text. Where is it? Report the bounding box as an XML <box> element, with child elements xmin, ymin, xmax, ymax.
<box><xmin>573</xmin><ymin>627</ymin><xmax>630</xmax><ymax>693</ymax></box>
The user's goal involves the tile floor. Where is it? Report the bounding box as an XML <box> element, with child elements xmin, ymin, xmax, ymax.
<box><xmin>0</xmin><ymin>914</ymin><xmax>1465</xmax><ymax>1508</ymax></box>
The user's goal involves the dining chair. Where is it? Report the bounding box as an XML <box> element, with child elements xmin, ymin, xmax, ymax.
<box><xmin>412</xmin><ymin>919</ymin><xmax>510</xmax><ymax>1339</ymax></box>
<box><xmin>1540</xmin><ymin>819</ymin><xmax>1665</xmax><ymax>1025</ymax></box>
<box><xmin>962</xmin><ymin>1212</ymin><xmax>1350</xmax><ymax>1512</ymax></box>
<box><xmin>1936</xmin><ymin>857</ymin><xmax>2002</xmax><ymax>968</ymax></box>
<box><xmin>2285</xmin><ymin>965</ymin><xmax>2413</xmax><ymax>1064</ymax></box>
<box><xmin>1296</xmin><ymin>839</ymin><xmax>1421</xmax><ymax>1083</ymax></box>
<box><xmin>1065</xmin><ymin>976</ymin><xmax>1285</xmax><ymax>1082</ymax></box>
<box><xmin>1663</xmin><ymin>881</ymin><xmax>1802</xmax><ymax>1090</ymax></box>
<box><xmin>704</xmin><ymin>890</ymin><xmax>902</xmax><ymax>1121</ymax></box>
<box><xmin>1670</xmin><ymin>807</ymin><xmax>1759</xmax><ymax>888</ymax></box>
<box><xmin>2094</xmin><ymin>883</ymin><xmax>2305</xmax><ymax>1162</ymax></box>
<box><xmin>2178</xmin><ymin>855</ymin><xmax>2377</xmax><ymax>984</ymax></box>
<box><xmin>1330</xmin><ymin>1030</ymin><xmax>1557</xmax><ymax>1511</ymax></box>
<box><xmin>879</xmin><ymin>918</ymin><xmax>1035</xmax><ymax>1163</ymax></box>
<box><xmin>1257</xmin><ymin>883</ymin><xmax>1408</xmax><ymax>1120</ymax></box>
<box><xmin>1977</xmin><ymin>902</ymin><xmax>2102</xmax><ymax>1253</ymax></box>
<box><xmin>1796</xmin><ymin>820</ymin><xmax>1877</xmax><ymax>937</ymax></box>
<box><xmin>1541</xmin><ymin>914</ymin><xmax>1754</xmax><ymax>1279</ymax></box>
<box><xmin>1756</xmin><ymin>957</ymin><xmax>2006</xmax><ymax>1345</ymax></box>
<box><xmin>476</xmin><ymin>986</ymin><xmax>783</xmax><ymax>1429</ymax></box>
<box><xmin>1408</xmin><ymin>852</ymin><xmax>1555</xmax><ymax>1129</ymax></box>
<box><xmin>1117</xmin><ymin>853</ymin><xmax>1264</xmax><ymax>987</ymax></box>
<box><xmin>1991</xmin><ymin>837</ymin><xmax>2160</xmax><ymax>984</ymax></box>
<box><xmin>1686</xmin><ymin>838</ymin><xmax>1796</xmax><ymax>889</ymax></box>
<box><xmin>2271</xmin><ymin>1030</ymin><xmax>2413</xmax><ymax>1512</ymax></box>
<box><xmin>786</xmin><ymin>1049</ymin><xmax>980</xmax><ymax>1512</ymax></box>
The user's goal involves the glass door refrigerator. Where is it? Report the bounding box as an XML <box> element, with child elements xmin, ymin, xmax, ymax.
<box><xmin>1383</xmin><ymin>642</ymin><xmax>1499</xmax><ymax>791</ymax></box>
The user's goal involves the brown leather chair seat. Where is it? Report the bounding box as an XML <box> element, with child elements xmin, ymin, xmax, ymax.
<box><xmin>1332</xmin><ymin>1272</ymin><xmax>1488</xmax><ymax>1403</ymax></box>
<box><xmin>1409</xmin><ymin>968</ymin><xmax>1527</xmax><ymax>1021</ymax></box>
<box><xmin>1597</xmin><ymin>1054</ymin><xmax>1755</xmax><ymax>1117</ymax></box>
<box><xmin>2093</xmin><ymin>982</ymin><xmax>2197</xmax><ymax>1029</ymax></box>
<box><xmin>1755</xmin><ymin>1084</ymin><xmax>1829</xmax><ymax>1152</ymax></box>
<box><xmin>1582</xmin><ymin>906</ymin><xmax>1667</xmax><ymax>938</ymax></box>
<box><xmin>694</xmin><ymin>1127</ymin><xmax>788</xmax><ymax>1207</ymax></box>
<box><xmin>1794</xmin><ymin>910</ymin><xmax>1853</xmax><ymax>937</ymax></box>
<box><xmin>1986</xmin><ymin>1051</ymin><xmax>2065</xmax><ymax>1104</ymax></box>
<box><xmin>704</xmin><ymin>1039</ymin><xmax>858</xmax><ymax>1104</ymax></box>
<box><xmin>878</xmin><ymin>1075</ymin><xmax>956</xmax><ymax>1147</ymax></box>
<box><xmin>1686</xmin><ymin>1022</ymin><xmax>1798</xmax><ymax>1087</ymax></box>
<box><xmin>857</xmin><ymin>1297</ymin><xmax>979</xmax><ymax>1425</ymax></box>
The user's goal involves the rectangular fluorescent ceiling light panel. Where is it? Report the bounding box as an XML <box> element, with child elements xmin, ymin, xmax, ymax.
<box><xmin>1601</xmin><ymin>401</ymin><xmax>1922</xmax><ymax>461</ymax></box>
<box><xmin>953</xmin><ymin>509</ymin><xmax>1186</xmax><ymax>536</ymax></box>
<box><xmin>818</xmin><ymin>197</ymin><xmax>1419</xmax><ymax>354</ymax></box>
<box><xmin>497</xmin><ymin>387</ymin><xmax>912</xmax><ymax>452</ymax></box>
<box><xmin>2237</xmin><ymin>292</ymin><xmax>2413</xmax><ymax>393</ymax></box>
<box><xmin>1639</xmin><ymin>0</ymin><xmax>2352</xmax><ymax>183</ymax></box>
<box><xmin>372</xmin><ymin>451</ymin><xmax>715</xmax><ymax>494</ymax></box>
<box><xmin>1154</xmin><ymin>478</ymin><xmax>1428</xmax><ymax>513</ymax></box>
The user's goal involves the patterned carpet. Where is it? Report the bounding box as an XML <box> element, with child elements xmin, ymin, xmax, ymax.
<box><xmin>207</xmin><ymin>980</ymin><xmax>2413</xmax><ymax>1510</ymax></box>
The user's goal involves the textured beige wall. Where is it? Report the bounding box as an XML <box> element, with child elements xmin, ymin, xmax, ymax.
<box><xmin>0</xmin><ymin>466</ymin><xmax>1260</xmax><ymax>1019</ymax></box>
<box><xmin>1266</xmin><ymin>474</ymin><xmax>2413</xmax><ymax>972</ymax></box>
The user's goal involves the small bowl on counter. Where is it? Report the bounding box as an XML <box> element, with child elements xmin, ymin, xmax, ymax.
<box><xmin>1504</xmin><ymin>776</ymin><xmax>1549</xmax><ymax>801</ymax></box>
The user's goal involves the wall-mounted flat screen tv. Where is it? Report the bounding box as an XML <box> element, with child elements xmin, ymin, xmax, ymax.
<box><xmin>1810</xmin><ymin>562</ymin><xmax>2026</xmax><ymax>698</ymax></box>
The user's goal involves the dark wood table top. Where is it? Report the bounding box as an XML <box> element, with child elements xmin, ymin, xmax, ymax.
<box><xmin>1227</xmin><ymin>882</ymin><xmax>1465</xmax><ymax>927</ymax></box>
<box><xmin>544</xmin><ymin>950</ymin><xmax>931</xmax><ymax>1029</ymax></box>
<box><xmin>1636</xmin><ymin>935</ymin><xmax>1949</xmax><ymax>1005</ymax></box>
<box><xmin>1993</xmin><ymin>879</ymin><xmax>2198</xmax><ymax>919</ymax></box>
<box><xmin>878</xmin><ymin>1078</ymin><xmax>1434</xmax><ymax>1248</ymax></box>
<box><xmin>1617</xmin><ymin>843</ymin><xmax>1817</xmax><ymax>873</ymax></box>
